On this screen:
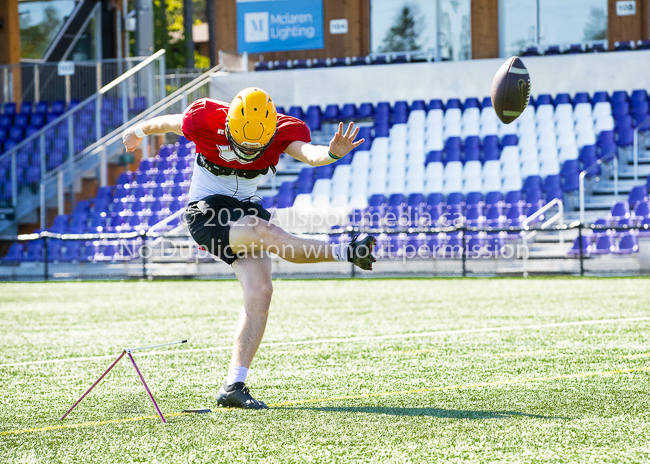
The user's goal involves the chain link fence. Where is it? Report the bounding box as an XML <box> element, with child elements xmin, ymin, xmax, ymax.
<box><xmin>1</xmin><ymin>222</ymin><xmax>648</xmax><ymax>281</ymax></box>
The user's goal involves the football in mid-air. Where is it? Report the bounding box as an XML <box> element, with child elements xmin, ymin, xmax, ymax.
<box><xmin>491</xmin><ymin>56</ymin><xmax>531</xmax><ymax>124</ymax></box>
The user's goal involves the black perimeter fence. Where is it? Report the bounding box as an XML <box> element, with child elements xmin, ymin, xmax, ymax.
<box><xmin>0</xmin><ymin>222</ymin><xmax>649</xmax><ymax>282</ymax></box>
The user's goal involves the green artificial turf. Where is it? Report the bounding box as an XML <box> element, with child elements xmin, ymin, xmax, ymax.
<box><xmin>1</xmin><ymin>279</ymin><xmax>650</xmax><ymax>463</ymax></box>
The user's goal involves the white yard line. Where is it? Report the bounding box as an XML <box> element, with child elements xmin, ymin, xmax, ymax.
<box><xmin>2</xmin><ymin>315</ymin><xmax>650</xmax><ymax>368</ymax></box>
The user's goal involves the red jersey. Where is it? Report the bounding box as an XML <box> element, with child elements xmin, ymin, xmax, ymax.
<box><xmin>181</xmin><ymin>98</ymin><xmax>311</xmax><ymax>170</ymax></box>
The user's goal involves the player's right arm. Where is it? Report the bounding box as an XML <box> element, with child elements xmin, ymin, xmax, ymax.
<box><xmin>122</xmin><ymin>114</ymin><xmax>184</xmax><ymax>153</ymax></box>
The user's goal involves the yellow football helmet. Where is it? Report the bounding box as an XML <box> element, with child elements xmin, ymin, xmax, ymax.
<box><xmin>226</xmin><ymin>88</ymin><xmax>278</xmax><ymax>162</ymax></box>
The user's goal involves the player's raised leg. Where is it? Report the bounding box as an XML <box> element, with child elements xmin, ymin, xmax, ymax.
<box><xmin>216</xmin><ymin>254</ymin><xmax>273</xmax><ymax>409</ymax></box>
<box><xmin>229</xmin><ymin>215</ymin><xmax>377</xmax><ymax>270</ymax></box>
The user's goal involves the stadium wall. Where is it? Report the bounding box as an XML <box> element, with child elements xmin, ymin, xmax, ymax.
<box><xmin>210</xmin><ymin>50</ymin><xmax>650</xmax><ymax>107</ymax></box>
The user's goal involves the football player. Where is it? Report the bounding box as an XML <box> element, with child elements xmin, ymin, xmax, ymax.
<box><xmin>123</xmin><ymin>88</ymin><xmax>376</xmax><ymax>409</ymax></box>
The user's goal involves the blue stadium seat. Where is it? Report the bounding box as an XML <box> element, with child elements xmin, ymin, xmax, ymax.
<box><xmin>392</xmin><ymin>101</ymin><xmax>408</xmax><ymax>124</ymax></box>
<box><xmin>341</xmin><ymin>103</ymin><xmax>357</xmax><ymax>120</ymax></box>
<box><xmin>3</xmin><ymin>102</ymin><xmax>16</xmax><ymax>116</ymax></box>
<box><xmin>306</xmin><ymin>105</ymin><xmax>322</xmax><ymax>131</ymax></box>
<box><xmin>51</xmin><ymin>100</ymin><xmax>66</xmax><ymax>115</ymax></box>
<box><xmin>323</xmin><ymin>104</ymin><xmax>340</xmax><ymax>121</ymax></box>
<box><xmin>587</xmin><ymin>43</ymin><xmax>606</xmax><ymax>53</ymax></box>
<box><xmin>615</xmin><ymin>233</ymin><xmax>638</xmax><ymax>254</ymax></box>
<box><xmin>428</xmin><ymin>99</ymin><xmax>443</xmax><ymax>111</ymax></box>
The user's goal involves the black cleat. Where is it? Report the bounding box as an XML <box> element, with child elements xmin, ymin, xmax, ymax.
<box><xmin>348</xmin><ymin>234</ymin><xmax>377</xmax><ymax>271</ymax></box>
<box><xmin>216</xmin><ymin>382</ymin><xmax>268</xmax><ymax>409</ymax></box>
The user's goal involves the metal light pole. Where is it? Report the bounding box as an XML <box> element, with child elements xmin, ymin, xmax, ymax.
<box><xmin>184</xmin><ymin>0</ymin><xmax>195</xmax><ymax>69</ymax></box>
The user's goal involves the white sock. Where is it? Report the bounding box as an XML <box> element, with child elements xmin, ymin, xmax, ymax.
<box><xmin>226</xmin><ymin>365</ymin><xmax>248</xmax><ymax>385</ymax></box>
<box><xmin>331</xmin><ymin>243</ymin><xmax>349</xmax><ymax>262</ymax></box>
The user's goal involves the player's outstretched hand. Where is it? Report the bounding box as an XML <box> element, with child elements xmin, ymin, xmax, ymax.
<box><xmin>329</xmin><ymin>122</ymin><xmax>365</xmax><ymax>159</ymax></box>
<box><xmin>122</xmin><ymin>127</ymin><xmax>143</xmax><ymax>153</ymax></box>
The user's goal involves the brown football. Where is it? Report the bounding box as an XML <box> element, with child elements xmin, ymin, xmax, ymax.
<box><xmin>491</xmin><ymin>56</ymin><xmax>531</xmax><ymax>124</ymax></box>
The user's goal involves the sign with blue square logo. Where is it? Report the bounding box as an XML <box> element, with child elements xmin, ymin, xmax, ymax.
<box><xmin>237</xmin><ymin>0</ymin><xmax>324</xmax><ymax>53</ymax></box>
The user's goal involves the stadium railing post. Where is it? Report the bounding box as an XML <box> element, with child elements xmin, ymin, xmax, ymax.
<box><xmin>578</xmin><ymin>223</ymin><xmax>585</xmax><ymax>277</ymax></box>
<box><xmin>461</xmin><ymin>227</ymin><xmax>467</xmax><ymax>278</ymax></box>
<box><xmin>141</xmin><ymin>230</ymin><xmax>148</xmax><ymax>280</ymax></box>
<box><xmin>43</xmin><ymin>234</ymin><xmax>49</xmax><ymax>282</ymax></box>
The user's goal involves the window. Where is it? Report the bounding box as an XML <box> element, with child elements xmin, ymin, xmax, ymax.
<box><xmin>371</xmin><ymin>0</ymin><xmax>471</xmax><ymax>61</ymax></box>
<box><xmin>19</xmin><ymin>0</ymin><xmax>77</xmax><ymax>59</ymax></box>
<box><xmin>499</xmin><ymin>0</ymin><xmax>608</xmax><ymax>57</ymax></box>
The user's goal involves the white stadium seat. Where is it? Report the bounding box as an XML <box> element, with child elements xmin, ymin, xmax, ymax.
<box><xmin>558</xmin><ymin>144</ymin><xmax>579</xmax><ymax>162</ymax></box>
<box><xmin>535</xmin><ymin>104</ymin><xmax>555</xmax><ymax>123</ymax></box>
<box><xmin>349</xmin><ymin>192</ymin><xmax>369</xmax><ymax>210</ymax></box>
<box><xmin>425</xmin><ymin>162</ymin><xmax>444</xmax><ymax>194</ymax></box>
<box><xmin>502</xmin><ymin>175</ymin><xmax>523</xmax><ymax>192</ymax></box>
<box><xmin>500</xmin><ymin>146</ymin><xmax>519</xmax><ymax>166</ymax></box>
<box><xmin>518</xmin><ymin>130</ymin><xmax>537</xmax><ymax>148</ymax></box>
<box><xmin>521</xmin><ymin>158</ymin><xmax>541</xmax><ymax>177</ymax></box>
<box><xmin>444</xmin><ymin>108</ymin><xmax>462</xmax><ymax>128</ymax></box>
<box><xmin>443</xmin><ymin>161</ymin><xmax>462</xmax><ymax>194</ymax></box>
<box><xmin>554</xmin><ymin>103</ymin><xmax>573</xmax><ymax>124</ymax></box>
<box><xmin>426</xmin><ymin>109</ymin><xmax>444</xmax><ymax>133</ymax></box>
<box><xmin>576</xmin><ymin>125</ymin><xmax>596</xmax><ymax>148</ymax></box>
<box><xmin>331</xmin><ymin>165</ymin><xmax>351</xmax><ymax>193</ymax></box>
<box><xmin>463</xmin><ymin>176</ymin><xmax>483</xmax><ymax>194</ymax></box>
<box><xmin>463</xmin><ymin>160</ymin><xmax>482</xmax><ymax>182</ymax></box>
<box><xmin>556</xmin><ymin>127</ymin><xmax>576</xmax><ymax>148</ymax></box>
<box><xmin>443</xmin><ymin>120</ymin><xmax>462</xmax><ymax>140</ymax></box>
<box><xmin>519</xmin><ymin>145</ymin><xmax>539</xmax><ymax>162</ymax></box>
<box><xmin>536</xmin><ymin>119</ymin><xmax>556</xmax><ymax>137</ymax></box>
<box><xmin>405</xmin><ymin>167</ymin><xmax>425</xmax><ymax>194</ymax></box>
<box><xmin>517</xmin><ymin>118</ymin><xmax>536</xmax><ymax>137</ymax></box>
<box><xmin>539</xmin><ymin>145</ymin><xmax>559</xmax><ymax>162</ymax></box>
<box><xmin>311</xmin><ymin>178</ymin><xmax>331</xmax><ymax>210</ymax></box>
<box><xmin>389</xmin><ymin>124</ymin><xmax>408</xmax><ymax>153</ymax></box>
<box><xmin>593</xmin><ymin>101</ymin><xmax>612</xmax><ymax>120</ymax></box>
<box><xmin>480</xmin><ymin>118</ymin><xmax>499</xmax><ymax>138</ymax></box>
<box><xmin>498</xmin><ymin>120</ymin><xmax>517</xmax><ymax>137</ymax></box>
<box><xmin>537</xmin><ymin>132</ymin><xmax>558</xmax><ymax>149</ymax></box>
<box><xmin>501</xmin><ymin>159</ymin><xmax>521</xmax><ymax>179</ymax></box>
<box><xmin>574</xmin><ymin>103</ymin><xmax>593</xmax><ymax>123</ymax></box>
<box><xmin>482</xmin><ymin>160</ymin><xmax>501</xmax><ymax>193</ymax></box>
<box><xmin>461</xmin><ymin>119</ymin><xmax>480</xmax><ymax>139</ymax></box>
<box><xmin>479</xmin><ymin>107</ymin><xmax>499</xmax><ymax>137</ymax></box>
<box><xmin>594</xmin><ymin>114</ymin><xmax>615</xmax><ymax>134</ymax></box>
<box><xmin>461</xmin><ymin>107</ymin><xmax>480</xmax><ymax>138</ymax></box>
<box><xmin>540</xmin><ymin>157</ymin><xmax>560</xmax><ymax>177</ymax></box>
<box><xmin>293</xmin><ymin>193</ymin><xmax>312</xmax><ymax>210</ymax></box>
<box><xmin>387</xmin><ymin>166</ymin><xmax>406</xmax><ymax>194</ymax></box>
<box><xmin>519</xmin><ymin>105</ymin><xmax>536</xmax><ymax>123</ymax></box>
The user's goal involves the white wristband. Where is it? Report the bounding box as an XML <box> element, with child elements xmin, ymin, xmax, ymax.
<box><xmin>133</xmin><ymin>125</ymin><xmax>146</xmax><ymax>138</ymax></box>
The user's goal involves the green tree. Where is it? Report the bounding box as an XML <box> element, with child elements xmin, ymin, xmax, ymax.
<box><xmin>583</xmin><ymin>7</ymin><xmax>607</xmax><ymax>41</ymax></box>
<box><xmin>20</xmin><ymin>6</ymin><xmax>62</xmax><ymax>59</ymax></box>
<box><xmin>131</xmin><ymin>0</ymin><xmax>210</xmax><ymax>69</ymax></box>
<box><xmin>379</xmin><ymin>4</ymin><xmax>422</xmax><ymax>53</ymax></box>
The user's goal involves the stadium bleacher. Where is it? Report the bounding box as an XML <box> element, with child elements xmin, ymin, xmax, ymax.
<box><xmin>3</xmin><ymin>87</ymin><xmax>650</xmax><ymax>263</ymax></box>
<box><xmin>0</xmin><ymin>96</ymin><xmax>149</xmax><ymax>205</ymax></box>
<box><xmin>255</xmin><ymin>42</ymin><xmax>650</xmax><ymax>72</ymax></box>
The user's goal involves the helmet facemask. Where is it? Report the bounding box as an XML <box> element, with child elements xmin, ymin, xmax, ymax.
<box><xmin>225</xmin><ymin>120</ymin><xmax>277</xmax><ymax>162</ymax></box>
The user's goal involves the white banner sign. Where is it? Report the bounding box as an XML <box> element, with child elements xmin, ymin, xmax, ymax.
<box><xmin>616</xmin><ymin>0</ymin><xmax>636</xmax><ymax>16</ymax></box>
<box><xmin>57</xmin><ymin>61</ymin><xmax>75</xmax><ymax>76</ymax></box>
<box><xmin>330</xmin><ymin>19</ymin><xmax>348</xmax><ymax>35</ymax></box>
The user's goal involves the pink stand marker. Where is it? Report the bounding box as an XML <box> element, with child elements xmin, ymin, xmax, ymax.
<box><xmin>60</xmin><ymin>340</ymin><xmax>187</xmax><ymax>424</ymax></box>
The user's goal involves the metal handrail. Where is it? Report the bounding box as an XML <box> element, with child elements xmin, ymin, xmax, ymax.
<box><xmin>33</xmin><ymin>63</ymin><xmax>222</xmax><ymax>232</ymax></box>
<box><xmin>633</xmin><ymin>115</ymin><xmax>650</xmax><ymax>181</ymax></box>
<box><xmin>521</xmin><ymin>198</ymin><xmax>564</xmax><ymax>278</ymax></box>
<box><xmin>579</xmin><ymin>154</ymin><xmax>618</xmax><ymax>223</ymax></box>
<box><xmin>41</xmin><ymin>63</ymin><xmax>222</xmax><ymax>184</ymax></box>
<box><xmin>99</xmin><ymin>50</ymin><xmax>165</xmax><ymax>94</ymax></box>
<box><xmin>0</xmin><ymin>50</ymin><xmax>166</xmax><ymax>169</ymax></box>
